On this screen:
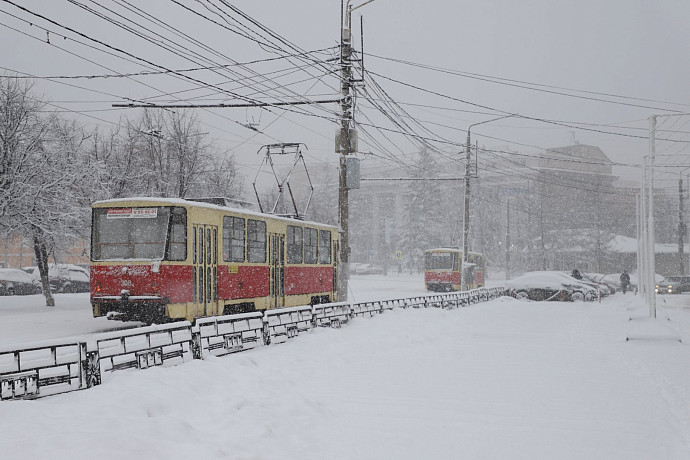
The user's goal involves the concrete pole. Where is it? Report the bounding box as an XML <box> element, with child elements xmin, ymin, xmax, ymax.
<box><xmin>337</xmin><ymin>0</ymin><xmax>375</xmax><ymax>300</ymax></box>
<box><xmin>461</xmin><ymin>114</ymin><xmax>514</xmax><ymax>290</ymax></box>
<box><xmin>640</xmin><ymin>157</ymin><xmax>648</xmax><ymax>301</ymax></box>
<box><xmin>679</xmin><ymin>177</ymin><xmax>685</xmax><ymax>276</ymax></box>
<box><xmin>505</xmin><ymin>198</ymin><xmax>511</xmax><ymax>280</ymax></box>
<box><xmin>648</xmin><ymin>116</ymin><xmax>657</xmax><ymax>318</ymax></box>
<box><xmin>461</xmin><ymin>128</ymin><xmax>472</xmax><ymax>291</ymax></box>
<box><xmin>636</xmin><ymin>193</ymin><xmax>642</xmax><ymax>296</ymax></box>
<box><xmin>337</xmin><ymin>0</ymin><xmax>353</xmax><ymax>301</ymax></box>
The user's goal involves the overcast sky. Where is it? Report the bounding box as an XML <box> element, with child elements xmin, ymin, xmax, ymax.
<box><xmin>2</xmin><ymin>0</ymin><xmax>690</xmax><ymax>189</ymax></box>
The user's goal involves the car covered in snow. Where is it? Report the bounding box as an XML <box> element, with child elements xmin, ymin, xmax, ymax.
<box><xmin>506</xmin><ymin>271</ymin><xmax>597</xmax><ymax>302</ymax></box>
<box><xmin>0</xmin><ymin>268</ymin><xmax>42</xmax><ymax>295</ymax></box>
<box><xmin>353</xmin><ymin>263</ymin><xmax>384</xmax><ymax>275</ymax></box>
<box><xmin>23</xmin><ymin>264</ymin><xmax>90</xmax><ymax>293</ymax></box>
<box><xmin>571</xmin><ymin>272</ymin><xmax>613</xmax><ymax>297</ymax></box>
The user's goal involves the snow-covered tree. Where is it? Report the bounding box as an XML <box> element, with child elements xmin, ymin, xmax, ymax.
<box><xmin>0</xmin><ymin>77</ymin><xmax>92</xmax><ymax>306</ymax></box>
<box><xmin>399</xmin><ymin>148</ymin><xmax>449</xmax><ymax>272</ymax></box>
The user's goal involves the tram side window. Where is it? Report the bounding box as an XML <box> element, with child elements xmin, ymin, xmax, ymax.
<box><xmin>223</xmin><ymin>216</ymin><xmax>245</xmax><ymax>262</ymax></box>
<box><xmin>318</xmin><ymin>230</ymin><xmax>331</xmax><ymax>264</ymax></box>
<box><xmin>287</xmin><ymin>225</ymin><xmax>303</xmax><ymax>264</ymax></box>
<box><xmin>304</xmin><ymin>228</ymin><xmax>318</xmax><ymax>264</ymax></box>
<box><xmin>166</xmin><ymin>207</ymin><xmax>187</xmax><ymax>261</ymax></box>
<box><xmin>247</xmin><ymin>219</ymin><xmax>266</xmax><ymax>263</ymax></box>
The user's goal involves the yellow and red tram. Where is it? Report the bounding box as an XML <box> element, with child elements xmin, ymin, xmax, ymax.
<box><xmin>424</xmin><ymin>247</ymin><xmax>485</xmax><ymax>291</ymax></box>
<box><xmin>90</xmin><ymin>197</ymin><xmax>339</xmax><ymax>323</ymax></box>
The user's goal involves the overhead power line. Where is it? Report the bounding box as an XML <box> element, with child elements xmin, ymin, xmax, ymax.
<box><xmin>367</xmin><ymin>53</ymin><xmax>690</xmax><ymax>112</ymax></box>
<box><xmin>113</xmin><ymin>99</ymin><xmax>341</xmax><ymax>109</ymax></box>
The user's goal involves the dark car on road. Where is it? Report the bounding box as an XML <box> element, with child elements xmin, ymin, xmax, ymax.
<box><xmin>655</xmin><ymin>276</ymin><xmax>690</xmax><ymax>294</ymax></box>
<box><xmin>0</xmin><ymin>268</ymin><xmax>42</xmax><ymax>295</ymax></box>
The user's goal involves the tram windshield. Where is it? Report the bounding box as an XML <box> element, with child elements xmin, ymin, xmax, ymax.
<box><xmin>91</xmin><ymin>206</ymin><xmax>186</xmax><ymax>261</ymax></box>
<box><xmin>425</xmin><ymin>252</ymin><xmax>458</xmax><ymax>270</ymax></box>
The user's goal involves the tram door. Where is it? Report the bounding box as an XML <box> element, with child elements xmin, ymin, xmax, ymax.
<box><xmin>269</xmin><ymin>233</ymin><xmax>285</xmax><ymax>309</ymax></box>
<box><xmin>332</xmin><ymin>239</ymin><xmax>339</xmax><ymax>301</ymax></box>
<box><xmin>193</xmin><ymin>225</ymin><xmax>219</xmax><ymax>317</ymax></box>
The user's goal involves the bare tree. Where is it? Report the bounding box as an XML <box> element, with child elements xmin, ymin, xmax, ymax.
<box><xmin>92</xmin><ymin>108</ymin><xmax>245</xmax><ymax>200</ymax></box>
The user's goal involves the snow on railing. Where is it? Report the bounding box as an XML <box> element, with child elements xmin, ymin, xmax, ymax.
<box><xmin>193</xmin><ymin>312</ymin><xmax>264</xmax><ymax>359</ymax></box>
<box><xmin>0</xmin><ymin>286</ymin><xmax>507</xmax><ymax>400</ymax></box>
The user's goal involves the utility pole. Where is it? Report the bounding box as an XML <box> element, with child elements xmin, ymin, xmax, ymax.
<box><xmin>460</xmin><ymin>128</ymin><xmax>472</xmax><ymax>291</ymax></box>
<box><xmin>337</xmin><ymin>1</ymin><xmax>353</xmax><ymax>301</ymax></box>
<box><xmin>647</xmin><ymin>115</ymin><xmax>657</xmax><ymax>318</ymax></box>
<box><xmin>461</xmin><ymin>114</ymin><xmax>514</xmax><ymax>290</ymax></box>
<box><xmin>337</xmin><ymin>0</ymin><xmax>375</xmax><ymax>300</ymax></box>
<box><xmin>505</xmin><ymin>198</ymin><xmax>511</xmax><ymax>280</ymax></box>
<box><xmin>679</xmin><ymin>177</ymin><xmax>685</xmax><ymax>276</ymax></box>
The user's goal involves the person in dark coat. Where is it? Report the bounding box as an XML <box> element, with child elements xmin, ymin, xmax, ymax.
<box><xmin>571</xmin><ymin>268</ymin><xmax>582</xmax><ymax>280</ymax></box>
<box><xmin>620</xmin><ymin>269</ymin><xmax>631</xmax><ymax>294</ymax></box>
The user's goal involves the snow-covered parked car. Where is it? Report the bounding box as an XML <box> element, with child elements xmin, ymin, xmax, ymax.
<box><xmin>570</xmin><ymin>272</ymin><xmax>613</xmax><ymax>297</ymax></box>
<box><xmin>354</xmin><ymin>263</ymin><xmax>384</xmax><ymax>275</ymax></box>
<box><xmin>507</xmin><ymin>271</ymin><xmax>597</xmax><ymax>302</ymax></box>
<box><xmin>23</xmin><ymin>264</ymin><xmax>90</xmax><ymax>293</ymax></box>
<box><xmin>0</xmin><ymin>268</ymin><xmax>42</xmax><ymax>295</ymax></box>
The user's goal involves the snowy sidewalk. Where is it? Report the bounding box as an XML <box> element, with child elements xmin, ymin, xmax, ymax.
<box><xmin>2</xmin><ymin>294</ymin><xmax>690</xmax><ymax>459</ymax></box>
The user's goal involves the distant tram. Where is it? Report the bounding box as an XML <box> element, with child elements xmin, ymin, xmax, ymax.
<box><xmin>90</xmin><ymin>197</ymin><xmax>339</xmax><ymax>324</ymax></box>
<box><xmin>424</xmin><ymin>247</ymin><xmax>485</xmax><ymax>291</ymax></box>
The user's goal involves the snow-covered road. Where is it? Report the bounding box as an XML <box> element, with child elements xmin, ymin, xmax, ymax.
<box><xmin>2</xmin><ymin>274</ymin><xmax>690</xmax><ymax>459</ymax></box>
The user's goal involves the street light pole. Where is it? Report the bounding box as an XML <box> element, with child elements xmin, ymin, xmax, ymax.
<box><xmin>461</xmin><ymin>114</ymin><xmax>515</xmax><ymax>290</ymax></box>
<box><xmin>648</xmin><ymin>115</ymin><xmax>657</xmax><ymax>318</ymax></box>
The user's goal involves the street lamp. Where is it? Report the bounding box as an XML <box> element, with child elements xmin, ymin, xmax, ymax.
<box><xmin>460</xmin><ymin>114</ymin><xmax>515</xmax><ymax>290</ymax></box>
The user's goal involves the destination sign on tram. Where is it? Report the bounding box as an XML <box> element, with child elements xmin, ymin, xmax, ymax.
<box><xmin>106</xmin><ymin>207</ymin><xmax>158</xmax><ymax>219</ymax></box>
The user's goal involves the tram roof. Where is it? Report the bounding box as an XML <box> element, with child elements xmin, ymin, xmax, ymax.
<box><xmin>92</xmin><ymin>197</ymin><xmax>339</xmax><ymax>230</ymax></box>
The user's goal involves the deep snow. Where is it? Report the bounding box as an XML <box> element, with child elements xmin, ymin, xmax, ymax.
<box><xmin>1</xmin><ymin>274</ymin><xmax>690</xmax><ymax>459</ymax></box>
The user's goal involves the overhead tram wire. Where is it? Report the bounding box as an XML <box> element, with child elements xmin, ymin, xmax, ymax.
<box><xmin>366</xmin><ymin>53</ymin><xmax>690</xmax><ymax>112</ymax></box>
<box><xmin>355</xmin><ymin>96</ymin><xmax>681</xmax><ymax>140</ymax></box>
<box><xmin>67</xmin><ymin>0</ymin><xmax>331</xmax><ymax>119</ymax></box>
<box><xmin>362</xmin><ymin>68</ymin><xmax>453</xmax><ymax>145</ymax></box>
<box><xmin>1</xmin><ymin>3</ymin><xmax>339</xmax><ymax>119</ymax></box>
<box><xmin>0</xmin><ymin>47</ymin><xmax>339</xmax><ymax>81</ymax></box>
<box><xmin>355</xmin><ymin>95</ymin><xmax>687</xmax><ymax>137</ymax></box>
<box><xmin>174</xmin><ymin>0</ymin><xmax>342</xmax><ymax>98</ymax></box>
<box><xmin>185</xmin><ymin>2</ymin><xmax>436</xmax><ymax>163</ymax></box>
<box><xmin>1</xmin><ymin>2</ymin><xmax>338</xmax><ymax>145</ymax></box>
<box><xmin>4</xmin><ymin>0</ymin><xmax>338</xmax><ymax>125</ymax></box>
<box><xmin>0</xmin><ymin>24</ymin><xmax>278</xmax><ymax>141</ymax></box>
<box><xmin>1</xmin><ymin>1</ymin><xmax>261</xmax><ymax>104</ymax></box>
<box><xmin>0</xmin><ymin>8</ymin><xmax>159</xmax><ymax>71</ymax></box>
<box><xmin>99</xmin><ymin>0</ymin><xmax>344</xmax><ymax>132</ymax></box>
<box><xmin>0</xmin><ymin>0</ymin><xmax>280</xmax><ymax>120</ymax></box>
<box><xmin>141</xmin><ymin>58</ymin><xmax>338</xmax><ymax>105</ymax></box>
<box><xmin>180</xmin><ymin>1</ymin><xmax>452</xmax><ymax>160</ymax></box>
<box><xmin>365</xmin><ymin>69</ymin><xmax>690</xmax><ymax>144</ymax></box>
<box><xmin>211</xmin><ymin>0</ymin><xmax>339</xmax><ymax>79</ymax></box>
<box><xmin>359</xmin><ymin>73</ymin><xmax>443</xmax><ymax>154</ymax></box>
<box><xmin>89</xmin><ymin>0</ymin><xmax>340</xmax><ymax>118</ymax></box>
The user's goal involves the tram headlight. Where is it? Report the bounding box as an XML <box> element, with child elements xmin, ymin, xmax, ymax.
<box><xmin>152</xmin><ymin>282</ymin><xmax>158</xmax><ymax>295</ymax></box>
<box><xmin>95</xmin><ymin>282</ymin><xmax>102</xmax><ymax>294</ymax></box>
